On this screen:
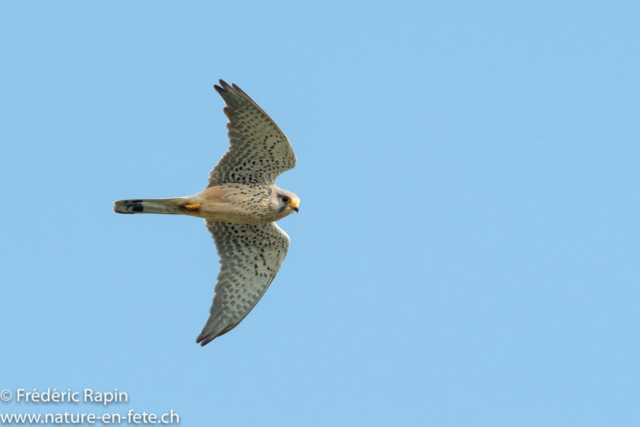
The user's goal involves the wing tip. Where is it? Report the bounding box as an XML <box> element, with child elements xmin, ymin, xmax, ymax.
<box><xmin>214</xmin><ymin>79</ymin><xmax>250</xmax><ymax>102</ymax></box>
<box><xmin>195</xmin><ymin>333</ymin><xmax>215</xmax><ymax>347</ymax></box>
<box><xmin>213</xmin><ymin>79</ymin><xmax>228</xmax><ymax>93</ymax></box>
<box><xmin>196</xmin><ymin>329</ymin><xmax>227</xmax><ymax>347</ymax></box>
<box><xmin>195</xmin><ymin>318</ymin><xmax>224</xmax><ymax>347</ymax></box>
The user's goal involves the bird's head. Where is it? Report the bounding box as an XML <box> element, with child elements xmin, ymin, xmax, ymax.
<box><xmin>276</xmin><ymin>190</ymin><xmax>300</xmax><ymax>217</ymax></box>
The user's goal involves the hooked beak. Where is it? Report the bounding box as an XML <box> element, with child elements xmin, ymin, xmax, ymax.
<box><xmin>291</xmin><ymin>200</ymin><xmax>300</xmax><ymax>213</ymax></box>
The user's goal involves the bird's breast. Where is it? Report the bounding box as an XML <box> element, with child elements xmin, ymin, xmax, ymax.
<box><xmin>187</xmin><ymin>184</ymin><xmax>275</xmax><ymax>224</ymax></box>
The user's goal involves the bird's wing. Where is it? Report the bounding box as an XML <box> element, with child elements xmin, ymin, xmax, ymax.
<box><xmin>196</xmin><ymin>220</ymin><xmax>290</xmax><ymax>346</ymax></box>
<box><xmin>208</xmin><ymin>80</ymin><xmax>297</xmax><ymax>187</ymax></box>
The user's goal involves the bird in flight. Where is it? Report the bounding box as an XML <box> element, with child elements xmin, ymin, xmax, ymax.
<box><xmin>114</xmin><ymin>80</ymin><xmax>299</xmax><ymax>346</ymax></box>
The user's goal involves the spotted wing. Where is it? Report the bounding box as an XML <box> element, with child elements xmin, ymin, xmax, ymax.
<box><xmin>196</xmin><ymin>221</ymin><xmax>290</xmax><ymax>346</ymax></box>
<box><xmin>207</xmin><ymin>80</ymin><xmax>296</xmax><ymax>186</ymax></box>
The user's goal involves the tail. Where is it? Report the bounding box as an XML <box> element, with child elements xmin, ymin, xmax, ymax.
<box><xmin>113</xmin><ymin>198</ymin><xmax>185</xmax><ymax>215</ymax></box>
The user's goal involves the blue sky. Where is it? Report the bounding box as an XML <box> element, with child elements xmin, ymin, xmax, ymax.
<box><xmin>1</xmin><ymin>1</ymin><xmax>639</xmax><ymax>426</ymax></box>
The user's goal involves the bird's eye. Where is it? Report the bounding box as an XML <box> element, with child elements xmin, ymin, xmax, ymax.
<box><xmin>281</xmin><ymin>196</ymin><xmax>290</xmax><ymax>203</ymax></box>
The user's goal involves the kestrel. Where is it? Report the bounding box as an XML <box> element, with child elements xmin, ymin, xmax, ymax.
<box><xmin>114</xmin><ymin>80</ymin><xmax>299</xmax><ymax>346</ymax></box>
